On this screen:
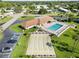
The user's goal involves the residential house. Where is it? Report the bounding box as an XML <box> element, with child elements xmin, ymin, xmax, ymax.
<box><xmin>59</xmin><ymin>7</ymin><xmax>71</xmax><ymax>13</ymax></box>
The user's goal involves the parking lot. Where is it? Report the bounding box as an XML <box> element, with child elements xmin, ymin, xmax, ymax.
<box><xmin>0</xmin><ymin>30</ymin><xmax>22</xmax><ymax>58</ymax></box>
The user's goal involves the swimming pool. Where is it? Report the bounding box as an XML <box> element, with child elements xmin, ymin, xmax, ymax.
<box><xmin>48</xmin><ymin>23</ymin><xmax>63</xmax><ymax>31</ymax></box>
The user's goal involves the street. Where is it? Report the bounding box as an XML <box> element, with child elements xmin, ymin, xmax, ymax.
<box><xmin>1</xmin><ymin>13</ymin><xmax>24</xmax><ymax>31</ymax></box>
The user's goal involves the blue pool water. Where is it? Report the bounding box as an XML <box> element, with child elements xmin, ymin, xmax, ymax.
<box><xmin>48</xmin><ymin>23</ymin><xmax>63</xmax><ymax>31</ymax></box>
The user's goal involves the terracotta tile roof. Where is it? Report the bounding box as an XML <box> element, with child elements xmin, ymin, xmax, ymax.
<box><xmin>39</xmin><ymin>16</ymin><xmax>53</xmax><ymax>24</ymax></box>
<box><xmin>22</xmin><ymin>16</ymin><xmax>53</xmax><ymax>29</ymax></box>
<box><xmin>22</xmin><ymin>18</ymin><xmax>38</xmax><ymax>28</ymax></box>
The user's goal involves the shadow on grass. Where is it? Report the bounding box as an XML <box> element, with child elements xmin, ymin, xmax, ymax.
<box><xmin>19</xmin><ymin>55</ymin><xmax>32</xmax><ymax>58</ymax></box>
<box><xmin>51</xmin><ymin>40</ymin><xmax>58</xmax><ymax>44</ymax></box>
<box><xmin>75</xmin><ymin>55</ymin><xmax>79</xmax><ymax>58</ymax></box>
<box><xmin>73</xmin><ymin>29</ymin><xmax>79</xmax><ymax>33</ymax></box>
<box><xmin>51</xmin><ymin>40</ymin><xmax>68</xmax><ymax>47</ymax></box>
<box><xmin>58</xmin><ymin>42</ymin><xmax>69</xmax><ymax>47</ymax></box>
<box><xmin>51</xmin><ymin>40</ymin><xmax>73</xmax><ymax>52</ymax></box>
<box><xmin>18</xmin><ymin>25</ymin><xmax>26</xmax><ymax>30</ymax></box>
<box><xmin>63</xmin><ymin>34</ymin><xmax>69</xmax><ymax>37</ymax></box>
<box><xmin>55</xmin><ymin>45</ymin><xmax>72</xmax><ymax>52</ymax></box>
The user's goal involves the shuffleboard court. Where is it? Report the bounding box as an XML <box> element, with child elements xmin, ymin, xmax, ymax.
<box><xmin>26</xmin><ymin>32</ymin><xmax>56</xmax><ymax>58</ymax></box>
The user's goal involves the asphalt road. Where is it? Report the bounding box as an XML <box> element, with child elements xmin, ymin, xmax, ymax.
<box><xmin>0</xmin><ymin>29</ymin><xmax>22</xmax><ymax>58</ymax></box>
<box><xmin>1</xmin><ymin>13</ymin><xmax>23</xmax><ymax>31</ymax></box>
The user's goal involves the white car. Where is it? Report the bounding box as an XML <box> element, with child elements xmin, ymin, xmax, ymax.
<box><xmin>2</xmin><ymin>47</ymin><xmax>12</xmax><ymax>53</ymax></box>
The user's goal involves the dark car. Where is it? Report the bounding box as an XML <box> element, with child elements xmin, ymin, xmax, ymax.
<box><xmin>0</xmin><ymin>48</ymin><xmax>2</xmax><ymax>52</ymax></box>
<box><xmin>6</xmin><ymin>40</ymin><xmax>17</xmax><ymax>44</ymax></box>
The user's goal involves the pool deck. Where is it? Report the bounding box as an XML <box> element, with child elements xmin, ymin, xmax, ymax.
<box><xmin>40</xmin><ymin>21</ymin><xmax>70</xmax><ymax>37</ymax></box>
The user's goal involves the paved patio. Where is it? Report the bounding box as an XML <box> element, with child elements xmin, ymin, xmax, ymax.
<box><xmin>26</xmin><ymin>32</ymin><xmax>56</xmax><ymax>58</ymax></box>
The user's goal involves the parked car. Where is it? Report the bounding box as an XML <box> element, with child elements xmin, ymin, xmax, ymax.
<box><xmin>6</xmin><ymin>40</ymin><xmax>17</xmax><ymax>44</ymax></box>
<box><xmin>2</xmin><ymin>47</ymin><xmax>12</xmax><ymax>53</ymax></box>
<box><xmin>0</xmin><ymin>48</ymin><xmax>2</xmax><ymax>52</ymax></box>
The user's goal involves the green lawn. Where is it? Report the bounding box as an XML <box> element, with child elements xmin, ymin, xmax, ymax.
<box><xmin>0</xmin><ymin>31</ymin><xmax>3</xmax><ymax>40</ymax></box>
<box><xmin>51</xmin><ymin>23</ymin><xmax>79</xmax><ymax>58</ymax></box>
<box><xmin>11</xmin><ymin>34</ymin><xmax>29</xmax><ymax>58</ymax></box>
<box><xmin>9</xmin><ymin>22</ymin><xmax>37</xmax><ymax>33</ymax></box>
<box><xmin>0</xmin><ymin>16</ymin><xmax>12</xmax><ymax>24</ymax></box>
<box><xmin>10</xmin><ymin>26</ymin><xmax>38</xmax><ymax>58</ymax></box>
<box><xmin>9</xmin><ymin>23</ymin><xmax>23</xmax><ymax>33</ymax></box>
<box><xmin>18</xmin><ymin>16</ymin><xmax>35</xmax><ymax>20</ymax></box>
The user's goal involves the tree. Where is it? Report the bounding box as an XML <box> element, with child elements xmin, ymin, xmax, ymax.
<box><xmin>24</xmin><ymin>8</ymin><xmax>30</xmax><ymax>14</ymax></box>
<box><xmin>0</xmin><ymin>2</ymin><xmax>15</xmax><ymax>8</ymax></box>
<box><xmin>64</xmin><ymin>13</ymin><xmax>74</xmax><ymax>22</ymax></box>
<box><xmin>29</xmin><ymin>5</ymin><xmax>36</xmax><ymax>10</ymax></box>
<box><xmin>47</xmin><ymin>2</ymin><xmax>53</xmax><ymax>9</ymax></box>
<box><xmin>28</xmin><ymin>5</ymin><xmax>36</xmax><ymax>14</ymax></box>
<box><xmin>14</xmin><ymin>5</ymin><xmax>23</xmax><ymax>13</ymax></box>
<box><xmin>77</xmin><ymin>12</ymin><xmax>79</xmax><ymax>16</ymax></box>
<box><xmin>38</xmin><ymin>6</ymin><xmax>48</xmax><ymax>14</ymax></box>
<box><xmin>1</xmin><ymin>9</ymin><xmax>5</xmax><ymax>15</ymax></box>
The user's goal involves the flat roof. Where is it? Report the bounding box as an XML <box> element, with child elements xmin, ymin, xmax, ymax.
<box><xmin>59</xmin><ymin>7</ymin><xmax>70</xmax><ymax>12</ymax></box>
<box><xmin>26</xmin><ymin>32</ymin><xmax>56</xmax><ymax>57</ymax></box>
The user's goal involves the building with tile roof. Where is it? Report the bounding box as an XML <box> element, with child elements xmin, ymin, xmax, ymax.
<box><xmin>22</xmin><ymin>16</ymin><xmax>53</xmax><ymax>29</ymax></box>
